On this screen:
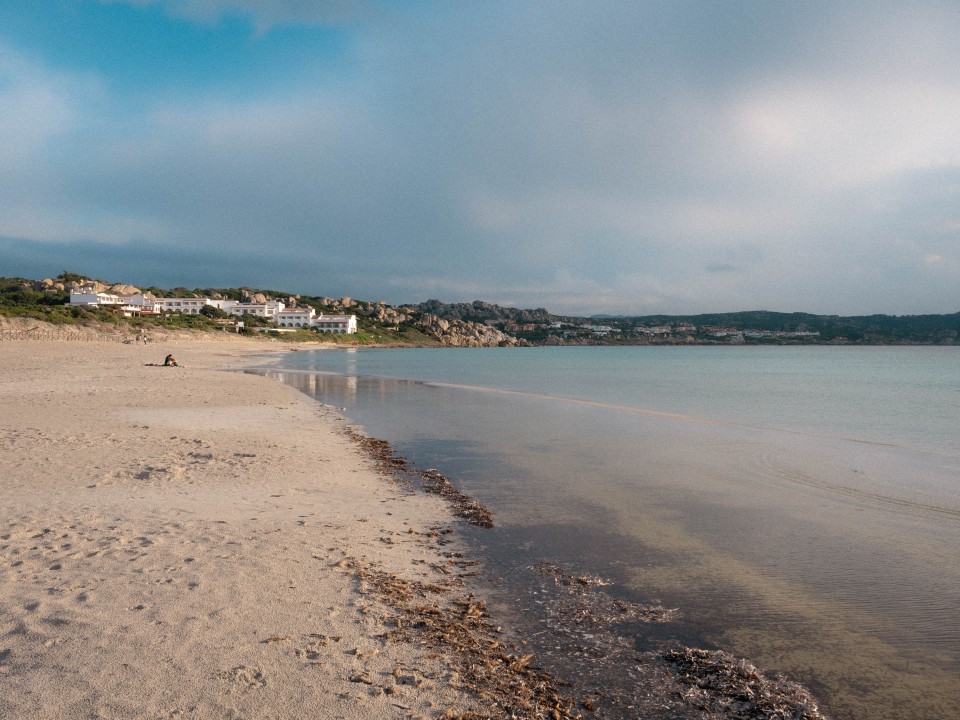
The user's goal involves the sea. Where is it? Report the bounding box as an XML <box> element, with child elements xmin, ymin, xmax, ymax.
<box><xmin>260</xmin><ymin>346</ymin><xmax>960</xmax><ymax>720</ymax></box>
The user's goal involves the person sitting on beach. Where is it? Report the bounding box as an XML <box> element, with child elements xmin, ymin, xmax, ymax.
<box><xmin>163</xmin><ymin>354</ymin><xmax>178</xmax><ymax>367</ymax></box>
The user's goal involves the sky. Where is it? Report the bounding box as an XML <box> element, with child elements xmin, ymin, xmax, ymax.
<box><xmin>2</xmin><ymin>0</ymin><xmax>959</xmax><ymax>316</ymax></box>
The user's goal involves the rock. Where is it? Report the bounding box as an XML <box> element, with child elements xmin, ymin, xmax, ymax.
<box><xmin>70</xmin><ymin>280</ymin><xmax>107</xmax><ymax>293</ymax></box>
<box><xmin>241</xmin><ymin>291</ymin><xmax>268</xmax><ymax>304</ymax></box>
<box><xmin>413</xmin><ymin>312</ymin><xmax>517</xmax><ymax>347</ymax></box>
<box><xmin>34</xmin><ymin>279</ymin><xmax>66</xmax><ymax>292</ymax></box>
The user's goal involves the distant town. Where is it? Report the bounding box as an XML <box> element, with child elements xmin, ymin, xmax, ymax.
<box><xmin>1</xmin><ymin>273</ymin><xmax>958</xmax><ymax>346</ymax></box>
<box><xmin>67</xmin><ymin>284</ymin><xmax>358</xmax><ymax>334</ymax></box>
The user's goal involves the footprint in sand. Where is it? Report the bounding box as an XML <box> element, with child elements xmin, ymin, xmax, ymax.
<box><xmin>292</xmin><ymin>634</ymin><xmax>331</xmax><ymax>661</ymax></box>
<box><xmin>218</xmin><ymin>665</ymin><xmax>267</xmax><ymax>690</ymax></box>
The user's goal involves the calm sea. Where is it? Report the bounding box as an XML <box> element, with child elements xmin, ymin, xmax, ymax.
<box><xmin>264</xmin><ymin>346</ymin><xmax>960</xmax><ymax>720</ymax></box>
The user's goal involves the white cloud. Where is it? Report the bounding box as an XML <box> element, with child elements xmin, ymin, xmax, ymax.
<box><xmin>101</xmin><ymin>0</ymin><xmax>375</xmax><ymax>31</ymax></box>
<box><xmin>0</xmin><ymin>44</ymin><xmax>172</xmax><ymax>243</ymax></box>
<box><xmin>0</xmin><ymin>44</ymin><xmax>82</xmax><ymax>164</ymax></box>
<box><xmin>735</xmin><ymin>80</ymin><xmax>960</xmax><ymax>189</ymax></box>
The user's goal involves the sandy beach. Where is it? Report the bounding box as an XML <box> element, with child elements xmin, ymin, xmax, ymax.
<box><xmin>0</xmin><ymin>337</ymin><xmax>499</xmax><ymax>719</ymax></box>
<box><xmin>1</xmin><ymin>334</ymin><xmax>840</xmax><ymax>720</ymax></box>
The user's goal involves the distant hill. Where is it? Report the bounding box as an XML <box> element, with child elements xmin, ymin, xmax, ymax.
<box><xmin>2</xmin><ymin>273</ymin><xmax>957</xmax><ymax>345</ymax></box>
<box><xmin>410</xmin><ymin>299</ymin><xmax>555</xmax><ymax>325</ymax></box>
<box><xmin>414</xmin><ymin>302</ymin><xmax>959</xmax><ymax>344</ymax></box>
<box><xmin>617</xmin><ymin>310</ymin><xmax>960</xmax><ymax>344</ymax></box>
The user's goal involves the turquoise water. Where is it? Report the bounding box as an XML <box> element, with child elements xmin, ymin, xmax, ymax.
<box><xmin>266</xmin><ymin>346</ymin><xmax>960</xmax><ymax>720</ymax></box>
<box><xmin>279</xmin><ymin>346</ymin><xmax>960</xmax><ymax>454</ymax></box>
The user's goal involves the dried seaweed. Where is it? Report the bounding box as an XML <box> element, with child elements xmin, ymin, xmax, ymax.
<box><xmin>663</xmin><ymin>647</ymin><xmax>828</xmax><ymax>720</ymax></box>
<box><xmin>534</xmin><ymin>561</ymin><xmax>677</xmax><ymax>625</ymax></box>
<box><xmin>418</xmin><ymin>468</ymin><xmax>494</xmax><ymax>529</ymax></box>
<box><xmin>345</xmin><ymin>557</ymin><xmax>583</xmax><ymax>720</ymax></box>
<box><xmin>344</xmin><ymin>426</ymin><xmax>494</xmax><ymax>528</ymax></box>
<box><xmin>342</xmin><ymin>427</ymin><xmax>831</xmax><ymax>720</ymax></box>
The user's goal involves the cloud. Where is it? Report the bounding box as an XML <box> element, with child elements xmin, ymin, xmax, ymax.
<box><xmin>0</xmin><ymin>45</ymin><xmax>77</xmax><ymax>162</ymax></box>
<box><xmin>3</xmin><ymin>2</ymin><xmax>960</xmax><ymax>315</ymax></box>
<box><xmin>101</xmin><ymin>0</ymin><xmax>376</xmax><ymax>31</ymax></box>
<box><xmin>0</xmin><ymin>44</ymin><xmax>125</xmax><ymax>242</ymax></box>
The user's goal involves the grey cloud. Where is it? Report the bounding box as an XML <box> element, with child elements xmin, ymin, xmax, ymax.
<box><xmin>7</xmin><ymin>2</ymin><xmax>960</xmax><ymax>314</ymax></box>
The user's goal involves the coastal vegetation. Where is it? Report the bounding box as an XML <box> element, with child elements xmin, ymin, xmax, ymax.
<box><xmin>1</xmin><ymin>273</ymin><xmax>958</xmax><ymax>345</ymax></box>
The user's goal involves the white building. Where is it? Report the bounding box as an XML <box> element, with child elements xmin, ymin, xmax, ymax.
<box><xmin>153</xmin><ymin>298</ymin><xmax>287</xmax><ymax>320</ymax></box>
<box><xmin>65</xmin><ymin>286</ymin><xmax>356</xmax><ymax>333</ymax></box>
<box><xmin>228</xmin><ymin>301</ymin><xmax>285</xmax><ymax>319</ymax></box>
<box><xmin>69</xmin><ymin>287</ymin><xmax>123</xmax><ymax>307</ymax></box>
<box><xmin>276</xmin><ymin>306</ymin><xmax>316</xmax><ymax>328</ymax></box>
<box><xmin>69</xmin><ymin>286</ymin><xmax>155</xmax><ymax>315</ymax></box>
<box><xmin>152</xmin><ymin>297</ymin><xmax>212</xmax><ymax>314</ymax></box>
<box><xmin>312</xmin><ymin>314</ymin><xmax>357</xmax><ymax>334</ymax></box>
<box><xmin>207</xmin><ymin>299</ymin><xmax>238</xmax><ymax>314</ymax></box>
<box><xmin>275</xmin><ymin>307</ymin><xmax>358</xmax><ymax>333</ymax></box>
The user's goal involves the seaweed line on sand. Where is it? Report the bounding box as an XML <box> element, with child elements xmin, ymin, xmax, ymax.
<box><xmin>343</xmin><ymin>555</ymin><xmax>585</xmax><ymax>720</ymax></box>
<box><xmin>344</xmin><ymin>426</ymin><xmax>494</xmax><ymax>528</ymax></box>
<box><xmin>342</xmin><ymin>426</ymin><xmax>830</xmax><ymax>720</ymax></box>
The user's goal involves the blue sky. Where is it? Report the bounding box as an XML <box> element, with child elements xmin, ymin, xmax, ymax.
<box><xmin>2</xmin><ymin>0</ymin><xmax>959</xmax><ymax>315</ymax></box>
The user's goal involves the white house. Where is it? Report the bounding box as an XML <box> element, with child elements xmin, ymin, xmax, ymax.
<box><xmin>69</xmin><ymin>286</ymin><xmax>155</xmax><ymax>315</ymax></box>
<box><xmin>274</xmin><ymin>307</ymin><xmax>358</xmax><ymax>333</ymax></box>
<box><xmin>152</xmin><ymin>297</ymin><xmax>212</xmax><ymax>314</ymax></box>
<box><xmin>276</xmin><ymin>306</ymin><xmax>316</xmax><ymax>328</ymax></box>
<box><xmin>228</xmin><ymin>301</ymin><xmax>285</xmax><ymax>319</ymax></box>
<box><xmin>69</xmin><ymin>287</ymin><xmax>123</xmax><ymax>307</ymax></box>
<box><xmin>312</xmin><ymin>314</ymin><xmax>357</xmax><ymax>334</ymax></box>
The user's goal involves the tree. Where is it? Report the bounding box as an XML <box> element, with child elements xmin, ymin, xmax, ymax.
<box><xmin>199</xmin><ymin>305</ymin><xmax>230</xmax><ymax>319</ymax></box>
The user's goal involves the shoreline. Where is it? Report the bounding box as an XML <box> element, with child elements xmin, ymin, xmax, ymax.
<box><xmin>0</xmin><ymin>337</ymin><xmax>830</xmax><ymax>720</ymax></box>
<box><xmin>260</xmin><ymin>356</ymin><xmax>832</xmax><ymax>720</ymax></box>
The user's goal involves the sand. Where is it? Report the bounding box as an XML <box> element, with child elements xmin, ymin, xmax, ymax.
<box><xmin>0</xmin><ymin>338</ymin><xmax>488</xmax><ymax>719</ymax></box>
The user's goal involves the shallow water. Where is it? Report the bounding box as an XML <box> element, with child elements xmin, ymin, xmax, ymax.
<box><xmin>265</xmin><ymin>346</ymin><xmax>960</xmax><ymax>719</ymax></box>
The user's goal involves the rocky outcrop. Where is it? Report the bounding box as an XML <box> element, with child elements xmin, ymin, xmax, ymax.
<box><xmin>109</xmin><ymin>284</ymin><xmax>141</xmax><ymax>296</ymax></box>
<box><xmin>34</xmin><ymin>278</ymin><xmax>67</xmax><ymax>292</ymax></box>
<box><xmin>33</xmin><ymin>278</ymin><xmax>141</xmax><ymax>296</ymax></box>
<box><xmin>414</xmin><ymin>313</ymin><xmax>519</xmax><ymax>347</ymax></box>
<box><xmin>414</xmin><ymin>299</ymin><xmax>556</xmax><ymax>326</ymax></box>
<box><xmin>240</xmin><ymin>290</ymin><xmax>268</xmax><ymax>304</ymax></box>
<box><xmin>358</xmin><ymin>301</ymin><xmax>410</xmax><ymax>326</ymax></box>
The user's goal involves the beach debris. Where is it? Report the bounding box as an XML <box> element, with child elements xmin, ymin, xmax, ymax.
<box><xmin>344</xmin><ymin>430</ymin><xmax>410</xmax><ymax>476</ymax></box>
<box><xmin>340</xmin><ymin>433</ymin><xmax>829</xmax><ymax>719</ymax></box>
<box><xmin>533</xmin><ymin>561</ymin><xmax>677</xmax><ymax>627</ymax></box>
<box><xmin>349</xmin><ymin>671</ymin><xmax>374</xmax><ymax>685</ymax></box>
<box><xmin>499</xmin><ymin>561</ymin><xmax>701</xmax><ymax>718</ymax></box>
<box><xmin>261</xmin><ymin>635</ymin><xmax>291</xmax><ymax>645</ymax></box>
<box><xmin>419</xmin><ymin>468</ymin><xmax>494</xmax><ymax>528</ymax></box>
<box><xmin>341</xmin><ymin>556</ymin><xmax>583</xmax><ymax>719</ymax></box>
<box><xmin>662</xmin><ymin>647</ymin><xmax>829</xmax><ymax>720</ymax></box>
<box><xmin>343</xmin><ymin>427</ymin><xmax>494</xmax><ymax>528</ymax></box>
